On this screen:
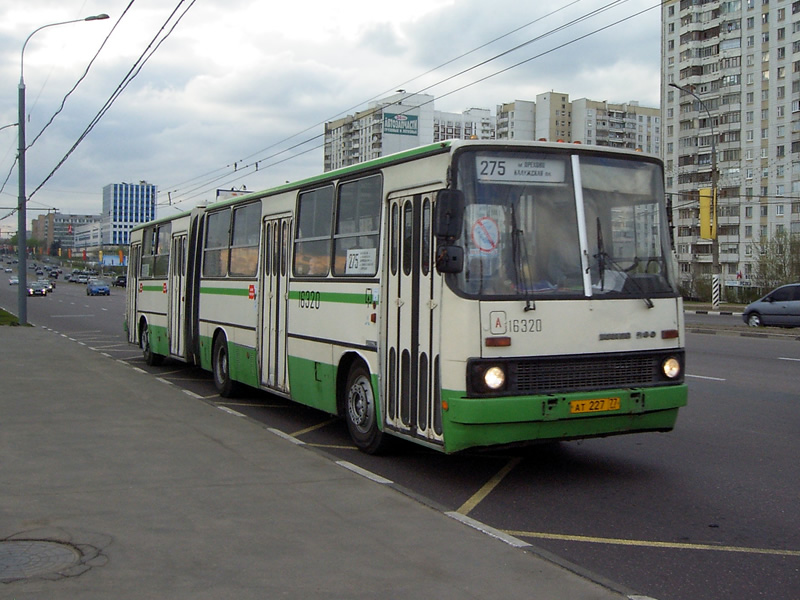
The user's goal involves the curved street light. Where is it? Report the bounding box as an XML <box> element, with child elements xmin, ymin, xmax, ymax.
<box><xmin>17</xmin><ymin>14</ymin><xmax>109</xmax><ymax>325</ymax></box>
<box><xmin>669</xmin><ymin>81</ymin><xmax>720</xmax><ymax>309</ymax></box>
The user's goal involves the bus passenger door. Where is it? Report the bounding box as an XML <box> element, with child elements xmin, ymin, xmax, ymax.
<box><xmin>126</xmin><ymin>244</ymin><xmax>141</xmax><ymax>345</ymax></box>
<box><xmin>260</xmin><ymin>217</ymin><xmax>291</xmax><ymax>392</ymax></box>
<box><xmin>168</xmin><ymin>234</ymin><xmax>187</xmax><ymax>358</ymax></box>
<box><xmin>384</xmin><ymin>194</ymin><xmax>444</xmax><ymax>446</ymax></box>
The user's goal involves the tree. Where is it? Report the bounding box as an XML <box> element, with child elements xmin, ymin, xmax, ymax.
<box><xmin>753</xmin><ymin>230</ymin><xmax>800</xmax><ymax>289</ymax></box>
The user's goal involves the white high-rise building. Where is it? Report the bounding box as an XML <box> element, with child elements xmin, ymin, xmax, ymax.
<box><xmin>661</xmin><ymin>0</ymin><xmax>800</xmax><ymax>294</ymax></box>
<box><xmin>324</xmin><ymin>92</ymin><xmax>435</xmax><ymax>171</ymax></box>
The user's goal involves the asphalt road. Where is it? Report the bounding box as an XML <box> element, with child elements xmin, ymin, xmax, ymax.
<box><xmin>2</xmin><ymin>276</ymin><xmax>798</xmax><ymax>600</ymax></box>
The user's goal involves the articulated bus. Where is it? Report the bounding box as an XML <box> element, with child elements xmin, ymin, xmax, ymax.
<box><xmin>126</xmin><ymin>139</ymin><xmax>687</xmax><ymax>454</ymax></box>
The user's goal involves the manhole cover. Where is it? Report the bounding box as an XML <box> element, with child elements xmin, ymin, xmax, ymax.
<box><xmin>0</xmin><ymin>540</ymin><xmax>81</xmax><ymax>581</ymax></box>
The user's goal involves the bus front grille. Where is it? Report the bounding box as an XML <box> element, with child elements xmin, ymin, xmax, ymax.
<box><xmin>467</xmin><ymin>350</ymin><xmax>684</xmax><ymax>397</ymax></box>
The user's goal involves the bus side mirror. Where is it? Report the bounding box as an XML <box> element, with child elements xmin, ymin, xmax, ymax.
<box><xmin>436</xmin><ymin>244</ymin><xmax>464</xmax><ymax>274</ymax></box>
<box><xmin>434</xmin><ymin>190</ymin><xmax>464</xmax><ymax>240</ymax></box>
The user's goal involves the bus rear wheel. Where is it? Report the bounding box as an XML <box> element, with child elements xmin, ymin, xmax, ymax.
<box><xmin>212</xmin><ymin>334</ymin><xmax>238</xmax><ymax>397</ymax></box>
<box><xmin>141</xmin><ymin>323</ymin><xmax>164</xmax><ymax>366</ymax></box>
<box><xmin>344</xmin><ymin>362</ymin><xmax>389</xmax><ymax>454</ymax></box>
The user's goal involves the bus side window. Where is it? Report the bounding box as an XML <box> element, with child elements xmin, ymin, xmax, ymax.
<box><xmin>153</xmin><ymin>223</ymin><xmax>171</xmax><ymax>278</ymax></box>
<box><xmin>294</xmin><ymin>186</ymin><xmax>333</xmax><ymax>277</ymax></box>
<box><xmin>229</xmin><ymin>202</ymin><xmax>261</xmax><ymax>277</ymax></box>
<box><xmin>333</xmin><ymin>174</ymin><xmax>381</xmax><ymax>276</ymax></box>
<box><xmin>141</xmin><ymin>226</ymin><xmax>155</xmax><ymax>278</ymax></box>
<box><xmin>203</xmin><ymin>209</ymin><xmax>231</xmax><ymax>278</ymax></box>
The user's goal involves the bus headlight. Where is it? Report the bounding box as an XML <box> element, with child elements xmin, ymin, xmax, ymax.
<box><xmin>662</xmin><ymin>357</ymin><xmax>681</xmax><ymax>379</ymax></box>
<box><xmin>484</xmin><ymin>366</ymin><xmax>506</xmax><ymax>390</ymax></box>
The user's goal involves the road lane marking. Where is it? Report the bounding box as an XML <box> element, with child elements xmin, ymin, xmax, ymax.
<box><xmin>336</xmin><ymin>460</ymin><xmax>393</xmax><ymax>485</ymax></box>
<box><xmin>778</xmin><ymin>357</ymin><xmax>800</xmax><ymax>362</ymax></box>
<box><xmin>686</xmin><ymin>374</ymin><xmax>726</xmax><ymax>381</ymax></box>
<box><xmin>456</xmin><ymin>457</ymin><xmax>522</xmax><ymax>516</ymax></box>
<box><xmin>447</xmin><ymin>513</ymin><xmax>531</xmax><ymax>548</ymax></box>
<box><xmin>499</xmin><ymin>530</ymin><xmax>800</xmax><ymax>557</ymax></box>
<box><xmin>268</xmin><ymin>427</ymin><xmax>305</xmax><ymax>445</ymax></box>
<box><xmin>217</xmin><ymin>406</ymin><xmax>245</xmax><ymax>417</ymax></box>
<box><xmin>291</xmin><ymin>418</ymin><xmax>339</xmax><ymax>438</ymax></box>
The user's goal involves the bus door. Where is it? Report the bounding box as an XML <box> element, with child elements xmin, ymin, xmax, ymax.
<box><xmin>126</xmin><ymin>244</ymin><xmax>141</xmax><ymax>345</ymax></box>
<box><xmin>384</xmin><ymin>193</ymin><xmax>444</xmax><ymax>446</ymax></box>
<box><xmin>259</xmin><ymin>216</ymin><xmax>291</xmax><ymax>392</ymax></box>
<box><xmin>168</xmin><ymin>234</ymin><xmax>187</xmax><ymax>358</ymax></box>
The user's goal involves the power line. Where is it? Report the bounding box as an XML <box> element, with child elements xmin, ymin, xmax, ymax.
<box><xmin>26</xmin><ymin>1</ymin><xmax>137</xmax><ymax>151</ymax></box>
<box><xmin>163</xmin><ymin>0</ymin><xmax>654</xmax><ymax>208</ymax></box>
<box><xmin>159</xmin><ymin>0</ymin><xmax>592</xmax><ymax>197</ymax></box>
<box><xmin>28</xmin><ymin>0</ymin><xmax>198</xmax><ymax>202</ymax></box>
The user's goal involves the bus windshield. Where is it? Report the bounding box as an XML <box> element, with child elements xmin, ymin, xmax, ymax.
<box><xmin>451</xmin><ymin>149</ymin><xmax>678</xmax><ymax>300</ymax></box>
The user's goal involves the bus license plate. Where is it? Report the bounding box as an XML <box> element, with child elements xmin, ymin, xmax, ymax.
<box><xmin>569</xmin><ymin>397</ymin><xmax>621</xmax><ymax>414</ymax></box>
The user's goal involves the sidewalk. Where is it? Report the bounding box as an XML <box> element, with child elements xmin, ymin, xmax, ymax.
<box><xmin>0</xmin><ymin>326</ymin><xmax>632</xmax><ymax>599</ymax></box>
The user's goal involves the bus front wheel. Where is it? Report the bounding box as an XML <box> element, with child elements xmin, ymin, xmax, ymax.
<box><xmin>344</xmin><ymin>362</ymin><xmax>389</xmax><ymax>454</ymax></box>
<box><xmin>141</xmin><ymin>323</ymin><xmax>164</xmax><ymax>366</ymax></box>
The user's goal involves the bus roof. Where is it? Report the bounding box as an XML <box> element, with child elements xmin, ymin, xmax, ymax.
<box><xmin>131</xmin><ymin>139</ymin><xmax>661</xmax><ymax>234</ymax></box>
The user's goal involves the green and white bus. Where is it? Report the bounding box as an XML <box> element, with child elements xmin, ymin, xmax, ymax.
<box><xmin>126</xmin><ymin>139</ymin><xmax>687</xmax><ymax>454</ymax></box>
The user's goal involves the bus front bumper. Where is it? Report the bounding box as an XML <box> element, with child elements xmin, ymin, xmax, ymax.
<box><xmin>440</xmin><ymin>384</ymin><xmax>687</xmax><ymax>453</ymax></box>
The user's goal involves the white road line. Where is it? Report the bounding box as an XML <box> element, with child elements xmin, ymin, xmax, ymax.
<box><xmin>268</xmin><ymin>428</ymin><xmax>305</xmax><ymax>445</ymax></box>
<box><xmin>686</xmin><ymin>374</ymin><xmax>727</xmax><ymax>381</ymax></box>
<box><xmin>336</xmin><ymin>460</ymin><xmax>393</xmax><ymax>485</ymax></box>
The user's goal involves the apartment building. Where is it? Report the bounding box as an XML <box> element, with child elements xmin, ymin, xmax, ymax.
<box><xmin>323</xmin><ymin>92</ymin><xmax>435</xmax><ymax>171</ymax></box>
<box><xmin>31</xmin><ymin>212</ymin><xmax>101</xmax><ymax>253</ymax></box>
<box><xmin>496</xmin><ymin>93</ymin><xmax>660</xmax><ymax>151</ymax></box>
<box><xmin>662</xmin><ymin>0</ymin><xmax>800</xmax><ymax>293</ymax></box>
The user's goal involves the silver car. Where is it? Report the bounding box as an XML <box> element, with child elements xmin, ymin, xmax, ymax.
<box><xmin>742</xmin><ymin>283</ymin><xmax>800</xmax><ymax>328</ymax></box>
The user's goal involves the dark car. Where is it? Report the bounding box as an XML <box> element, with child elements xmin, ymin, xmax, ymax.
<box><xmin>742</xmin><ymin>283</ymin><xmax>800</xmax><ymax>328</ymax></box>
<box><xmin>113</xmin><ymin>275</ymin><xmax>127</xmax><ymax>287</ymax></box>
<box><xmin>26</xmin><ymin>281</ymin><xmax>48</xmax><ymax>296</ymax></box>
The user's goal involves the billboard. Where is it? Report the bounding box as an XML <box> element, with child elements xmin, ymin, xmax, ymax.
<box><xmin>384</xmin><ymin>113</ymin><xmax>418</xmax><ymax>136</ymax></box>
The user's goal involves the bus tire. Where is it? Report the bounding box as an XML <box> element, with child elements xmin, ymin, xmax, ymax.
<box><xmin>141</xmin><ymin>322</ymin><xmax>164</xmax><ymax>366</ymax></box>
<box><xmin>343</xmin><ymin>362</ymin><xmax>389</xmax><ymax>454</ymax></box>
<box><xmin>212</xmin><ymin>334</ymin><xmax>238</xmax><ymax>397</ymax></box>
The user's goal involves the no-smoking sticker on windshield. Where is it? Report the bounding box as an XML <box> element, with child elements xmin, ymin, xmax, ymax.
<box><xmin>471</xmin><ymin>216</ymin><xmax>499</xmax><ymax>253</ymax></box>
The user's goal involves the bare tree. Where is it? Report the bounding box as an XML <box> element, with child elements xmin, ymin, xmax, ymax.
<box><xmin>753</xmin><ymin>230</ymin><xmax>800</xmax><ymax>289</ymax></box>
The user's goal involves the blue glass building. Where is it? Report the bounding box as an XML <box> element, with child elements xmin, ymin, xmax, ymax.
<box><xmin>102</xmin><ymin>181</ymin><xmax>157</xmax><ymax>246</ymax></box>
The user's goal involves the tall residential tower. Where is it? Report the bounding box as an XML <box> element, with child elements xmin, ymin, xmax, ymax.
<box><xmin>662</xmin><ymin>0</ymin><xmax>800</xmax><ymax>293</ymax></box>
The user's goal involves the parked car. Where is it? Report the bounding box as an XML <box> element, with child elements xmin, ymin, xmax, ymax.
<box><xmin>86</xmin><ymin>278</ymin><xmax>111</xmax><ymax>296</ymax></box>
<box><xmin>742</xmin><ymin>283</ymin><xmax>800</xmax><ymax>328</ymax></box>
<box><xmin>113</xmin><ymin>275</ymin><xmax>127</xmax><ymax>287</ymax></box>
<box><xmin>26</xmin><ymin>281</ymin><xmax>48</xmax><ymax>296</ymax></box>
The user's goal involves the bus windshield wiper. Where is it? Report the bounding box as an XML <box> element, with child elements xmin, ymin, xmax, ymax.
<box><xmin>510</xmin><ymin>201</ymin><xmax>535</xmax><ymax>311</ymax></box>
<box><xmin>594</xmin><ymin>217</ymin><xmax>607</xmax><ymax>291</ymax></box>
<box><xmin>593</xmin><ymin>218</ymin><xmax>653</xmax><ymax>308</ymax></box>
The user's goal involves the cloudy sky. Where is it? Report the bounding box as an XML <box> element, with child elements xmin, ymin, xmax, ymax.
<box><xmin>0</xmin><ymin>0</ymin><xmax>662</xmax><ymax>234</ymax></box>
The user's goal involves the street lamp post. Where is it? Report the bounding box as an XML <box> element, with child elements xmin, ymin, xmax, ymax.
<box><xmin>669</xmin><ymin>82</ymin><xmax>720</xmax><ymax>309</ymax></box>
<box><xmin>17</xmin><ymin>14</ymin><xmax>109</xmax><ymax>325</ymax></box>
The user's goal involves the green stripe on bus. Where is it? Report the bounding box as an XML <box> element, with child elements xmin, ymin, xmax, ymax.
<box><xmin>287</xmin><ymin>290</ymin><xmax>371</xmax><ymax>305</ymax></box>
<box><xmin>141</xmin><ymin>285</ymin><xmax>163</xmax><ymax>292</ymax></box>
<box><xmin>200</xmin><ymin>286</ymin><xmax>251</xmax><ymax>296</ymax></box>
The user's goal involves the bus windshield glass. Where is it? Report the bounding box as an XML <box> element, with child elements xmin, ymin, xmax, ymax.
<box><xmin>451</xmin><ymin>149</ymin><xmax>678</xmax><ymax>300</ymax></box>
